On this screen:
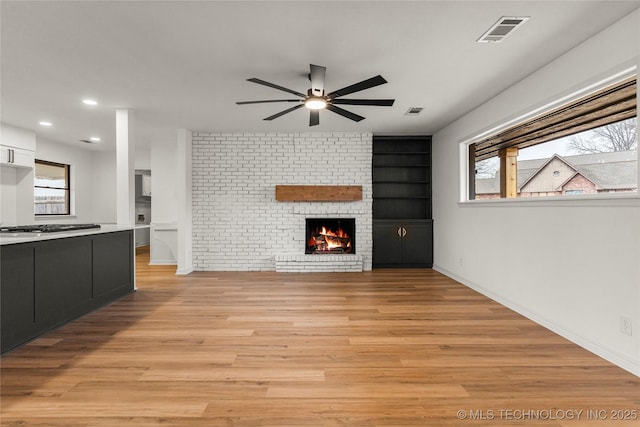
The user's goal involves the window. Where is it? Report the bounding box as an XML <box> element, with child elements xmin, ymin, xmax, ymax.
<box><xmin>469</xmin><ymin>75</ymin><xmax>637</xmax><ymax>200</ymax></box>
<box><xmin>35</xmin><ymin>160</ymin><xmax>70</xmax><ymax>215</ymax></box>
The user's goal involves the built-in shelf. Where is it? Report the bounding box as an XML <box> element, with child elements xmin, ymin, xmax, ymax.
<box><xmin>372</xmin><ymin>135</ymin><xmax>433</xmax><ymax>268</ymax></box>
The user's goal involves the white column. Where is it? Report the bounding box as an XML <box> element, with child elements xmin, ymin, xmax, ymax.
<box><xmin>176</xmin><ymin>128</ymin><xmax>193</xmax><ymax>275</ymax></box>
<box><xmin>116</xmin><ymin>109</ymin><xmax>135</xmax><ymax>226</ymax></box>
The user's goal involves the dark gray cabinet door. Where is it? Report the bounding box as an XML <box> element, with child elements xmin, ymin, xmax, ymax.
<box><xmin>1</xmin><ymin>243</ymin><xmax>36</xmax><ymax>351</ymax></box>
<box><xmin>35</xmin><ymin>237</ymin><xmax>93</xmax><ymax>325</ymax></box>
<box><xmin>402</xmin><ymin>221</ymin><xmax>433</xmax><ymax>265</ymax></box>
<box><xmin>373</xmin><ymin>220</ymin><xmax>432</xmax><ymax>267</ymax></box>
<box><xmin>93</xmin><ymin>231</ymin><xmax>133</xmax><ymax>300</ymax></box>
<box><xmin>373</xmin><ymin>223</ymin><xmax>403</xmax><ymax>266</ymax></box>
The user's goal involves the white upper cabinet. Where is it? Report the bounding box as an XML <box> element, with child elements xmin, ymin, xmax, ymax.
<box><xmin>1</xmin><ymin>144</ymin><xmax>35</xmax><ymax>169</ymax></box>
<box><xmin>142</xmin><ymin>174</ymin><xmax>151</xmax><ymax>196</ymax></box>
<box><xmin>1</xmin><ymin>124</ymin><xmax>36</xmax><ymax>169</ymax></box>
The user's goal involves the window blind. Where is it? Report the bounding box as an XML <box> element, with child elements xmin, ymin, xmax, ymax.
<box><xmin>473</xmin><ymin>76</ymin><xmax>637</xmax><ymax>161</ymax></box>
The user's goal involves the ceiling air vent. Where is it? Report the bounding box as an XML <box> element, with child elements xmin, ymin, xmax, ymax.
<box><xmin>405</xmin><ymin>107</ymin><xmax>423</xmax><ymax>116</ymax></box>
<box><xmin>477</xmin><ymin>16</ymin><xmax>530</xmax><ymax>43</ymax></box>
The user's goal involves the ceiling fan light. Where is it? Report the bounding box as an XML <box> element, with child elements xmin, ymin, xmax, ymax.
<box><xmin>304</xmin><ymin>97</ymin><xmax>327</xmax><ymax>110</ymax></box>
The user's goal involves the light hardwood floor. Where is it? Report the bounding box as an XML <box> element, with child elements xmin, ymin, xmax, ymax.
<box><xmin>1</xmin><ymin>247</ymin><xmax>639</xmax><ymax>426</ymax></box>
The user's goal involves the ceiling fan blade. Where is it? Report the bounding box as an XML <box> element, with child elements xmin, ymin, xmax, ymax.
<box><xmin>326</xmin><ymin>104</ymin><xmax>365</xmax><ymax>122</ymax></box>
<box><xmin>263</xmin><ymin>104</ymin><xmax>304</xmax><ymax>121</ymax></box>
<box><xmin>236</xmin><ymin>99</ymin><xmax>302</xmax><ymax>105</ymax></box>
<box><xmin>309</xmin><ymin>64</ymin><xmax>326</xmax><ymax>96</ymax></box>
<box><xmin>309</xmin><ymin>110</ymin><xmax>320</xmax><ymax>126</ymax></box>
<box><xmin>332</xmin><ymin>99</ymin><xmax>395</xmax><ymax>106</ymax></box>
<box><xmin>327</xmin><ymin>75</ymin><xmax>388</xmax><ymax>98</ymax></box>
<box><xmin>247</xmin><ymin>78</ymin><xmax>306</xmax><ymax>97</ymax></box>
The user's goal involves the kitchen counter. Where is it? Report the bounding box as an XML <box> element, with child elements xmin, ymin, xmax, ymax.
<box><xmin>0</xmin><ymin>224</ymin><xmax>133</xmax><ymax>245</ymax></box>
<box><xmin>1</xmin><ymin>226</ymin><xmax>135</xmax><ymax>353</ymax></box>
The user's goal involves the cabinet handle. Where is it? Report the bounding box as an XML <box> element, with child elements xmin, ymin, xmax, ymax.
<box><xmin>8</xmin><ymin>149</ymin><xmax>14</xmax><ymax>164</ymax></box>
<box><xmin>402</xmin><ymin>227</ymin><xmax>407</xmax><ymax>237</ymax></box>
<box><xmin>397</xmin><ymin>227</ymin><xmax>402</xmax><ymax>237</ymax></box>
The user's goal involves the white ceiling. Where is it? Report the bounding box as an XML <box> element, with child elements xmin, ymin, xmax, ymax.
<box><xmin>2</xmin><ymin>1</ymin><xmax>639</xmax><ymax>151</ymax></box>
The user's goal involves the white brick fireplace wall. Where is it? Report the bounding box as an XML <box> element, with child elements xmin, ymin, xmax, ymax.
<box><xmin>192</xmin><ymin>132</ymin><xmax>373</xmax><ymax>271</ymax></box>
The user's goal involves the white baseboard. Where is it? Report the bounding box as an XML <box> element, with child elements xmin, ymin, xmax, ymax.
<box><xmin>148</xmin><ymin>260</ymin><xmax>177</xmax><ymax>266</ymax></box>
<box><xmin>433</xmin><ymin>264</ymin><xmax>640</xmax><ymax>378</ymax></box>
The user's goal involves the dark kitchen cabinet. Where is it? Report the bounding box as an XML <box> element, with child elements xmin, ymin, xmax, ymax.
<box><xmin>1</xmin><ymin>244</ymin><xmax>37</xmax><ymax>351</ymax></box>
<box><xmin>373</xmin><ymin>220</ymin><xmax>433</xmax><ymax>268</ymax></box>
<box><xmin>1</xmin><ymin>230</ymin><xmax>134</xmax><ymax>353</ymax></box>
<box><xmin>372</xmin><ymin>135</ymin><xmax>433</xmax><ymax>268</ymax></box>
<box><xmin>93</xmin><ymin>230</ymin><xmax>134</xmax><ymax>302</ymax></box>
<box><xmin>35</xmin><ymin>236</ymin><xmax>93</xmax><ymax>326</ymax></box>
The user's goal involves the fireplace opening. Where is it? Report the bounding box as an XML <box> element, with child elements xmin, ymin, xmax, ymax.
<box><xmin>305</xmin><ymin>218</ymin><xmax>355</xmax><ymax>254</ymax></box>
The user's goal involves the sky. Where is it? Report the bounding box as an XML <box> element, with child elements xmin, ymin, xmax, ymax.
<box><xmin>518</xmin><ymin>136</ymin><xmax>578</xmax><ymax>160</ymax></box>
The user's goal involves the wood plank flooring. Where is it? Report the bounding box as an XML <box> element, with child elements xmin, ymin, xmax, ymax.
<box><xmin>1</xmin><ymin>246</ymin><xmax>639</xmax><ymax>426</ymax></box>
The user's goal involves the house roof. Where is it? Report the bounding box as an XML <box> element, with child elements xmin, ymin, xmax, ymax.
<box><xmin>476</xmin><ymin>150</ymin><xmax>638</xmax><ymax>194</ymax></box>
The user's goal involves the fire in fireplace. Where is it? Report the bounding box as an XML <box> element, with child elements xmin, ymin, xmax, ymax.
<box><xmin>305</xmin><ymin>218</ymin><xmax>355</xmax><ymax>254</ymax></box>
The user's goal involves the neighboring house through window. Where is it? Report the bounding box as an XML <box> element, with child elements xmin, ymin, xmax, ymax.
<box><xmin>469</xmin><ymin>74</ymin><xmax>637</xmax><ymax>200</ymax></box>
<box><xmin>475</xmin><ymin>149</ymin><xmax>637</xmax><ymax>199</ymax></box>
<box><xmin>35</xmin><ymin>160</ymin><xmax>70</xmax><ymax>215</ymax></box>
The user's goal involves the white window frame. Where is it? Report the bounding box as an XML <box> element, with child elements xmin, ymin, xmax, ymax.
<box><xmin>459</xmin><ymin>66</ymin><xmax>639</xmax><ymax>208</ymax></box>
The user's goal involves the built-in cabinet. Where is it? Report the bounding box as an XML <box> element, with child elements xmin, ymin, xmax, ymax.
<box><xmin>1</xmin><ymin>230</ymin><xmax>135</xmax><ymax>353</ymax></box>
<box><xmin>372</xmin><ymin>135</ymin><xmax>433</xmax><ymax>268</ymax></box>
<box><xmin>373</xmin><ymin>220</ymin><xmax>433</xmax><ymax>267</ymax></box>
<box><xmin>0</xmin><ymin>144</ymin><xmax>34</xmax><ymax>169</ymax></box>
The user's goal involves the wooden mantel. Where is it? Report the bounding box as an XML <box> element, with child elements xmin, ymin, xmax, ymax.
<box><xmin>275</xmin><ymin>185</ymin><xmax>362</xmax><ymax>202</ymax></box>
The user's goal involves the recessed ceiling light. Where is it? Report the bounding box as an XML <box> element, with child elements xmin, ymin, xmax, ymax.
<box><xmin>39</xmin><ymin>121</ymin><xmax>52</xmax><ymax>127</ymax></box>
<box><xmin>90</xmin><ymin>137</ymin><xmax>101</xmax><ymax>142</ymax></box>
<box><xmin>83</xmin><ymin>99</ymin><xmax>98</xmax><ymax>106</ymax></box>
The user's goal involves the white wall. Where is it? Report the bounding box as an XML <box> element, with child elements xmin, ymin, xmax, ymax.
<box><xmin>135</xmin><ymin>148</ymin><xmax>151</xmax><ymax>170</ymax></box>
<box><xmin>150</xmin><ymin>139</ymin><xmax>177</xmax><ymax>224</ymax></box>
<box><xmin>150</xmin><ymin>138</ymin><xmax>178</xmax><ymax>264</ymax></box>
<box><xmin>35</xmin><ymin>138</ymin><xmax>95</xmax><ymax>224</ymax></box>
<box><xmin>1</xmin><ymin>125</ymin><xmax>119</xmax><ymax>226</ymax></box>
<box><xmin>1</xmin><ymin>167</ymin><xmax>19</xmax><ymax>225</ymax></box>
<box><xmin>92</xmin><ymin>150</ymin><xmax>117</xmax><ymax>224</ymax></box>
<box><xmin>1</xmin><ymin>123</ymin><xmax>36</xmax><ymax>151</ymax></box>
<box><xmin>33</xmin><ymin>138</ymin><xmax>118</xmax><ymax>225</ymax></box>
<box><xmin>432</xmin><ymin>10</ymin><xmax>640</xmax><ymax>375</ymax></box>
<box><xmin>0</xmin><ymin>124</ymin><xmax>36</xmax><ymax>225</ymax></box>
<box><xmin>191</xmin><ymin>132</ymin><xmax>373</xmax><ymax>271</ymax></box>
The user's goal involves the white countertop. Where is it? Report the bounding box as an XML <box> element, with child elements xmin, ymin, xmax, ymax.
<box><xmin>0</xmin><ymin>224</ymin><xmax>134</xmax><ymax>246</ymax></box>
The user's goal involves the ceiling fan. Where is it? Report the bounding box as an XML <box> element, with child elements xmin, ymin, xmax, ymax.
<box><xmin>236</xmin><ymin>64</ymin><xmax>395</xmax><ymax>126</ymax></box>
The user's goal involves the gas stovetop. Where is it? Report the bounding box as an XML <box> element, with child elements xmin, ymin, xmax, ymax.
<box><xmin>0</xmin><ymin>224</ymin><xmax>101</xmax><ymax>233</ymax></box>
